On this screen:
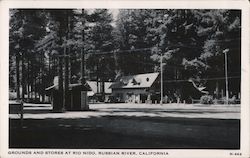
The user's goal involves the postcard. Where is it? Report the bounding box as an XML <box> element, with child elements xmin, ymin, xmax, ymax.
<box><xmin>0</xmin><ymin>0</ymin><xmax>249</xmax><ymax>158</ymax></box>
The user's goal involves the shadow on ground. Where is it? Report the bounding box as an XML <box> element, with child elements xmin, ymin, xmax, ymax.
<box><xmin>9</xmin><ymin>113</ymin><xmax>240</xmax><ymax>149</ymax></box>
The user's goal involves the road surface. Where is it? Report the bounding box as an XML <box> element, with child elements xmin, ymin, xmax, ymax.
<box><xmin>9</xmin><ymin>103</ymin><xmax>240</xmax><ymax>149</ymax></box>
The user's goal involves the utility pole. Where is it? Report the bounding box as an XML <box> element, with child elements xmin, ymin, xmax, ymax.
<box><xmin>223</xmin><ymin>49</ymin><xmax>229</xmax><ymax>105</ymax></box>
<box><xmin>160</xmin><ymin>53</ymin><xmax>163</xmax><ymax>105</ymax></box>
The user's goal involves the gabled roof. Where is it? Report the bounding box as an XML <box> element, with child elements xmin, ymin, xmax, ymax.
<box><xmin>110</xmin><ymin>72</ymin><xmax>159</xmax><ymax>89</ymax></box>
<box><xmin>87</xmin><ymin>81</ymin><xmax>113</xmax><ymax>94</ymax></box>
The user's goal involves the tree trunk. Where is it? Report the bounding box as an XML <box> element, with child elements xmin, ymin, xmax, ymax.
<box><xmin>52</xmin><ymin>57</ymin><xmax>56</xmax><ymax>79</ymax></box>
<box><xmin>69</xmin><ymin>55</ymin><xmax>72</xmax><ymax>83</ymax></box>
<box><xmin>38</xmin><ymin>52</ymin><xmax>42</xmax><ymax>103</ymax></box>
<box><xmin>81</xmin><ymin>9</ymin><xmax>86</xmax><ymax>84</ymax></box>
<box><xmin>41</xmin><ymin>55</ymin><xmax>45</xmax><ymax>103</ymax></box>
<box><xmin>64</xmin><ymin>10</ymin><xmax>70</xmax><ymax>110</ymax></box>
<box><xmin>21</xmin><ymin>53</ymin><xmax>25</xmax><ymax>100</ymax></box>
<box><xmin>96</xmin><ymin>64</ymin><xmax>99</xmax><ymax>94</ymax></box>
<box><xmin>27</xmin><ymin>59</ymin><xmax>30</xmax><ymax>100</ymax></box>
<box><xmin>16</xmin><ymin>52</ymin><xmax>20</xmax><ymax>100</ymax></box>
<box><xmin>101</xmin><ymin>80</ymin><xmax>105</xmax><ymax>102</ymax></box>
<box><xmin>64</xmin><ymin>53</ymin><xmax>69</xmax><ymax>110</ymax></box>
<box><xmin>30</xmin><ymin>60</ymin><xmax>34</xmax><ymax>100</ymax></box>
<box><xmin>81</xmin><ymin>48</ymin><xmax>85</xmax><ymax>84</ymax></box>
<box><xmin>34</xmin><ymin>66</ymin><xmax>37</xmax><ymax>101</ymax></box>
<box><xmin>216</xmin><ymin>81</ymin><xmax>219</xmax><ymax>99</ymax></box>
<box><xmin>58</xmin><ymin>56</ymin><xmax>64</xmax><ymax>111</ymax></box>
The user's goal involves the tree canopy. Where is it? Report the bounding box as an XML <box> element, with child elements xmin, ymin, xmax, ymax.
<box><xmin>9</xmin><ymin>9</ymin><xmax>241</xmax><ymax>102</ymax></box>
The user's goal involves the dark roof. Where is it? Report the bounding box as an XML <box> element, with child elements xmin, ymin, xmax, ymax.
<box><xmin>110</xmin><ymin>72</ymin><xmax>159</xmax><ymax>89</ymax></box>
<box><xmin>45</xmin><ymin>83</ymin><xmax>90</xmax><ymax>91</ymax></box>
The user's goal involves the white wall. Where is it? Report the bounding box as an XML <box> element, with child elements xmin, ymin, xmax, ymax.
<box><xmin>112</xmin><ymin>88</ymin><xmax>148</xmax><ymax>102</ymax></box>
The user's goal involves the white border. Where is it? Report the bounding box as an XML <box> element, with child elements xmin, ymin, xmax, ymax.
<box><xmin>0</xmin><ymin>0</ymin><xmax>249</xmax><ymax>158</ymax></box>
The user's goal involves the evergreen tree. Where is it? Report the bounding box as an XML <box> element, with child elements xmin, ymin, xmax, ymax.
<box><xmin>9</xmin><ymin>9</ymin><xmax>47</xmax><ymax>101</ymax></box>
<box><xmin>114</xmin><ymin>9</ymin><xmax>155</xmax><ymax>75</ymax></box>
<box><xmin>86</xmin><ymin>9</ymin><xmax>116</xmax><ymax>81</ymax></box>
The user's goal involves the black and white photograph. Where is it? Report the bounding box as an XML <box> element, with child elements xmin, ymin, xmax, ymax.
<box><xmin>1</xmin><ymin>0</ymin><xmax>250</xmax><ymax>158</ymax></box>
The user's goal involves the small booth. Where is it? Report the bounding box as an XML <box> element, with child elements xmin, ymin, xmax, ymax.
<box><xmin>68</xmin><ymin>83</ymin><xmax>90</xmax><ymax>111</ymax></box>
<box><xmin>46</xmin><ymin>80</ymin><xmax>90</xmax><ymax>111</ymax></box>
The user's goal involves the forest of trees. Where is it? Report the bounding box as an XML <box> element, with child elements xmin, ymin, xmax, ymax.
<box><xmin>9</xmin><ymin>9</ymin><xmax>241</xmax><ymax>102</ymax></box>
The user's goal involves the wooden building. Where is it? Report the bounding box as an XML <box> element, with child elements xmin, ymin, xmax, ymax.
<box><xmin>110</xmin><ymin>73</ymin><xmax>160</xmax><ymax>103</ymax></box>
<box><xmin>86</xmin><ymin>81</ymin><xmax>113</xmax><ymax>102</ymax></box>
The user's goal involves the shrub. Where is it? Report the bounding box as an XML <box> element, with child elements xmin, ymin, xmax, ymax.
<box><xmin>221</xmin><ymin>96</ymin><xmax>237</xmax><ymax>104</ymax></box>
<box><xmin>228</xmin><ymin>96</ymin><xmax>237</xmax><ymax>104</ymax></box>
<box><xmin>9</xmin><ymin>92</ymin><xmax>17</xmax><ymax>100</ymax></box>
<box><xmin>200</xmin><ymin>95</ymin><xmax>213</xmax><ymax>104</ymax></box>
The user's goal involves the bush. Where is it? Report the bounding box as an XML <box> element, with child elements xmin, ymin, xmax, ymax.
<box><xmin>200</xmin><ymin>95</ymin><xmax>213</xmax><ymax>104</ymax></box>
<box><xmin>221</xmin><ymin>96</ymin><xmax>237</xmax><ymax>104</ymax></box>
<box><xmin>228</xmin><ymin>96</ymin><xmax>237</xmax><ymax>104</ymax></box>
<box><xmin>9</xmin><ymin>92</ymin><xmax>17</xmax><ymax>100</ymax></box>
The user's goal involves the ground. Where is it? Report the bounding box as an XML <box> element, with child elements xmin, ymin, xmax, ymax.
<box><xmin>9</xmin><ymin>103</ymin><xmax>240</xmax><ymax>149</ymax></box>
